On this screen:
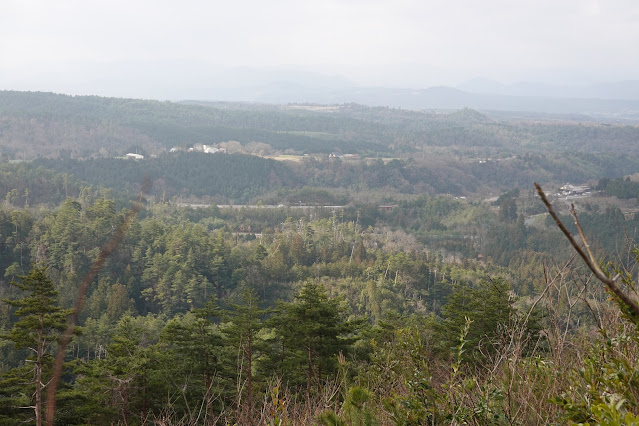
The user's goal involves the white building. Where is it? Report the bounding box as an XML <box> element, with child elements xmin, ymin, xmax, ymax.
<box><xmin>558</xmin><ymin>184</ymin><xmax>590</xmax><ymax>196</ymax></box>
<box><xmin>202</xmin><ymin>145</ymin><xmax>226</xmax><ymax>154</ymax></box>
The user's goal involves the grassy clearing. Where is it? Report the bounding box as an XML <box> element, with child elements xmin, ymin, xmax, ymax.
<box><xmin>262</xmin><ymin>154</ymin><xmax>308</xmax><ymax>162</ymax></box>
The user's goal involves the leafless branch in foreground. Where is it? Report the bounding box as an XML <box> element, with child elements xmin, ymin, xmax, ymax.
<box><xmin>534</xmin><ymin>182</ymin><xmax>639</xmax><ymax>318</ymax></box>
<box><xmin>46</xmin><ymin>178</ymin><xmax>152</xmax><ymax>426</ymax></box>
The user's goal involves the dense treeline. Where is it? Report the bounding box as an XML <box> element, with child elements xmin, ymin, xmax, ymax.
<box><xmin>15</xmin><ymin>152</ymin><xmax>639</xmax><ymax>205</ymax></box>
<box><xmin>599</xmin><ymin>176</ymin><xmax>639</xmax><ymax>199</ymax></box>
<box><xmin>33</xmin><ymin>153</ymin><xmax>298</xmax><ymax>203</ymax></box>
<box><xmin>0</xmin><ymin>163</ymin><xmax>85</xmax><ymax>207</ymax></box>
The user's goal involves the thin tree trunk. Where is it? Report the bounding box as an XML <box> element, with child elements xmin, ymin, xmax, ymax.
<box><xmin>201</xmin><ymin>325</ymin><xmax>214</xmax><ymax>422</ymax></box>
<box><xmin>141</xmin><ymin>374</ymin><xmax>147</xmax><ymax>421</ymax></box>
<box><xmin>306</xmin><ymin>343</ymin><xmax>312</xmax><ymax>402</ymax></box>
<box><xmin>247</xmin><ymin>333</ymin><xmax>253</xmax><ymax>415</ymax></box>
<box><xmin>35</xmin><ymin>320</ymin><xmax>43</xmax><ymax>426</ymax></box>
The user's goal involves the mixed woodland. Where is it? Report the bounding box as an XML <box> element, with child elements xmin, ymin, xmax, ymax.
<box><xmin>2</xmin><ymin>91</ymin><xmax>639</xmax><ymax>424</ymax></box>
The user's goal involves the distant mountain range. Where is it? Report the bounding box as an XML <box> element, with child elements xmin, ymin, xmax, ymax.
<box><xmin>191</xmin><ymin>83</ymin><xmax>639</xmax><ymax>122</ymax></box>
<box><xmin>457</xmin><ymin>78</ymin><xmax>639</xmax><ymax>100</ymax></box>
<box><xmin>6</xmin><ymin>58</ymin><xmax>639</xmax><ymax>120</ymax></box>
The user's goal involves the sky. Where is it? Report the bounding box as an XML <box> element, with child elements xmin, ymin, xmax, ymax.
<box><xmin>1</xmin><ymin>0</ymin><xmax>638</xmax><ymax>99</ymax></box>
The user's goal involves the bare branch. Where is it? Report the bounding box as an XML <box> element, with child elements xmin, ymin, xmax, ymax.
<box><xmin>534</xmin><ymin>182</ymin><xmax>639</xmax><ymax>318</ymax></box>
<box><xmin>570</xmin><ymin>204</ymin><xmax>598</xmax><ymax>267</ymax></box>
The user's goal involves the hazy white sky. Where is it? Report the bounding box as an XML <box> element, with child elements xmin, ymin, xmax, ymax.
<box><xmin>1</xmin><ymin>0</ymin><xmax>638</xmax><ymax>97</ymax></box>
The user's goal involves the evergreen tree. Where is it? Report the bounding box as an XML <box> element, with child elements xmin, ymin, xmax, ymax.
<box><xmin>75</xmin><ymin>315</ymin><xmax>166</xmax><ymax>425</ymax></box>
<box><xmin>498</xmin><ymin>198</ymin><xmax>518</xmax><ymax>223</ymax></box>
<box><xmin>0</xmin><ymin>266</ymin><xmax>71</xmax><ymax>426</ymax></box>
<box><xmin>222</xmin><ymin>288</ymin><xmax>268</xmax><ymax>420</ymax></box>
<box><xmin>161</xmin><ymin>298</ymin><xmax>223</xmax><ymax>422</ymax></box>
<box><xmin>268</xmin><ymin>282</ymin><xmax>359</xmax><ymax>400</ymax></box>
<box><xmin>440</xmin><ymin>278</ymin><xmax>515</xmax><ymax>361</ymax></box>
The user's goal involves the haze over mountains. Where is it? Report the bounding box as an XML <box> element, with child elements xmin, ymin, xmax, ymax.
<box><xmin>200</xmin><ymin>81</ymin><xmax>639</xmax><ymax>121</ymax></box>
<box><xmin>35</xmin><ymin>65</ymin><xmax>639</xmax><ymax>121</ymax></box>
<box><xmin>458</xmin><ymin>78</ymin><xmax>639</xmax><ymax>100</ymax></box>
<box><xmin>182</xmin><ymin>73</ymin><xmax>639</xmax><ymax>121</ymax></box>
<box><xmin>7</xmin><ymin>55</ymin><xmax>638</xmax><ymax>121</ymax></box>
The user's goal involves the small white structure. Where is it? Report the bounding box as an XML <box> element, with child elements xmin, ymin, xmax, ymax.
<box><xmin>202</xmin><ymin>145</ymin><xmax>226</xmax><ymax>154</ymax></box>
<box><xmin>330</xmin><ymin>152</ymin><xmax>359</xmax><ymax>160</ymax></box>
<box><xmin>558</xmin><ymin>184</ymin><xmax>590</xmax><ymax>196</ymax></box>
<box><xmin>126</xmin><ymin>153</ymin><xmax>144</xmax><ymax>160</ymax></box>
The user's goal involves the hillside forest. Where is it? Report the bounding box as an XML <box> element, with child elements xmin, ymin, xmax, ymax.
<box><xmin>2</xmin><ymin>91</ymin><xmax>639</xmax><ymax>425</ymax></box>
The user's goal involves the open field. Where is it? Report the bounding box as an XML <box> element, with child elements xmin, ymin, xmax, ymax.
<box><xmin>262</xmin><ymin>154</ymin><xmax>309</xmax><ymax>162</ymax></box>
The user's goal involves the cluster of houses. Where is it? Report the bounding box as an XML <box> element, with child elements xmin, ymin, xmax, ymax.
<box><xmin>123</xmin><ymin>144</ymin><xmax>227</xmax><ymax>160</ymax></box>
<box><xmin>170</xmin><ymin>144</ymin><xmax>227</xmax><ymax>154</ymax></box>
<box><xmin>127</xmin><ymin>147</ymin><xmax>362</xmax><ymax>160</ymax></box>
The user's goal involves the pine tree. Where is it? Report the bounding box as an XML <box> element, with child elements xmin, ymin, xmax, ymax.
<box><xmin>440</xmin><ymin>278</ymin><xmax>515</xmax><ymax>361</ymax></box>
<box><xmin>1</xmin><ymin>265</ymin><xmax>71</xmax><ymax>426</ymax></box>
<box><xmin>73</xmin><ymin>314</ymin><xmax>167</xmax><ymax>425</ymax></box>
<box><xmin>269</xmin><ymin>282</ymin><xmax>359</xmax><ymax>400</ymax></box>
<box><xmin>222</xmin><ymin>288</ymin><xmax>268</xmax><ymax>420</ymax></box>
<box><xmin>162</xmin><ymin>297</ymin><xmax>223</xmax><ymax>422</ymax></box>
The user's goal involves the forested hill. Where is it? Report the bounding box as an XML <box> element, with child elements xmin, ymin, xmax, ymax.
<box><xmin>0</xmin><ymin>91</ymin><xmax>389</xmax><ymax>158</ymax></box>
<box><xmin>2</xmin><ymin>90</ymin><xmax>639</xmax><ymax>161</ymax></box>
<box><xmin>25</xmin><ymin>151</ymin><xmax>639</xmax><ymax>204</ymax></box>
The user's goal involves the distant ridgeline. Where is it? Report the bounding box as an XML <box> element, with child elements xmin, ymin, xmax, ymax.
<box><xmin>0</xmin><ymin>91</ymin><xmax>390</xmax><ymax>158</ymax></box>
<box><xmin>1</xmin><ymin>90</ymin><xmax>639</xmax><ymax>161</ymax></box>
